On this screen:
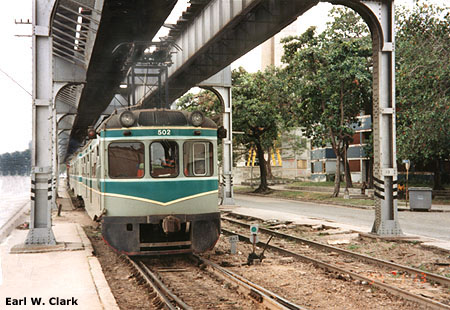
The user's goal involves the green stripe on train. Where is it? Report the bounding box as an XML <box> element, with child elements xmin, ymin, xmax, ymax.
<box><xmin>100</xmin><ymin>128</ymin><xmax>217</xmax><ymax>138</ymax></box>
<box><xmin>100</xmin><ymin>179</ymin><xmax>218</xmax><ymax>203</ymax></box>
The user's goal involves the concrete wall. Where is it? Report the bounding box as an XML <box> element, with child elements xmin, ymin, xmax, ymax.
<box><xmin>233</xmin><ymin>166</ymin><xmax>311</xmax><ymax>184</ymax></box>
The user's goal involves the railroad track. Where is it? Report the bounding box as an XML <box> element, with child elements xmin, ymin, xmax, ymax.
<box><xmin>222</xmin><ymin>216</ymin><xmax>450</xmax><ymax>310</ymax></box>
<box><xmin>122</xmin><ymin>254</ymin><xmax>307</xmax><ymax>310</ymax></box>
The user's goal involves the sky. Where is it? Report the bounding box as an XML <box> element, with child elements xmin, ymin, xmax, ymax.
<box><xmin>0</xmin><ymin>0</ymin><xmax>32</xmax><ymax>154</ymax></box>
<box><xmin>0</xmin><ymin>0</ymin><xmax>447</xmax><ymax>154</ymax></box>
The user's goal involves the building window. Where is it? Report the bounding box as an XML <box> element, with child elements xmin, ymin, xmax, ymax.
<box><xmin>150</xmin><ymin>141</ymin><xmax>179</xmax><ymax>178</ymax></box>
<box><xmin>349</xmin><ymin>160</ymin><xmax>361</xmax><ymax>172</ymax></box>
<box><xmin>297</xmin><ymin>159</ymin><xmax>307</xmax><ymax>169</ymax></box>
<box><xmin>183</xmin><ymin>141</ymin><xmax>213</xmax><ymax>177</ymax></box>
<box><xmin>108</xmin><ymin>142</ymin><xmax>145</xmax><ymax>178</ymax></box>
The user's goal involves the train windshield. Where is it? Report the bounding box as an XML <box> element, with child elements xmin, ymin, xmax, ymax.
<box><xmin>150</xmin><ymin>140</ymin><xmax>179</xmax><ymax>178</ymax></box>
<box><xmin>183</xmin><ymin>141</ymin><xmax>214</xmax><ymax>177</ymax></box>
<box><xmin>108</xmin><ymin>142</ymin><xmax>145</xmax><ymax>178</ymax></box>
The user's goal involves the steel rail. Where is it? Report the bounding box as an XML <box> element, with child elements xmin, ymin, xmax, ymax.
<box><xmin>123</xmin><ymin>256</ymin><xmax>192</xmax><ymax>310</ymax></box>
<box><xmin>221</xmin><ymin>228</ymin><xmax>450</xmax><ymax>310</ymax></box>
<box><xmin>222</xmin><ymin>216</ymin><xmax>450</xmax><ymax>288</ymax></box>
<box><xmin>196</xmin><ymin>255</ymin><xmax>309</xmax><ymax>310</ymax></box>
<box><xmin>130</xmin><ymin>254</ymin><xmax>304</xmax><ymax>310</ymax></box>
<box><xmin>138</xmin><ymin>261</ymin><xmax>193</xmax><ymax>310</ymax></box>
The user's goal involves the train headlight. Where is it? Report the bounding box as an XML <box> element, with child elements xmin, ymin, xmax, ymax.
<box><xmin>190</xmin><ymin>111</ymin><xmax>204</xmax><ymax>127</ymax></box>
<box><xmin>87</xmin><ymin>127</ymin><xmax>97</xmax><ymax>139</ymax></box>
<box><xmin>119</xmin><ymin>111</ymin><xmax>136</xmax><ymax>127</ymax></box>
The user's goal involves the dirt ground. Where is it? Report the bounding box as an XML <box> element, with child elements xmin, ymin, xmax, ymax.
<box><xmin>226</xmin><ymin>214</ymin><xmax>450</xmax><ymax>278</ymax></box>
<box><xmin>207</xmin><ymin>235</ymin><xmax>423</xmax><ymax>310</ymax></box>
<box><xmin>84</xmin><ymin>225</ymin><xmax>157</xmax><ymax>309</ymax></box>
<box><xmin>54</xmin><ymin>206</ymin><xmax>450</xmax><ymax>309</ymax></box>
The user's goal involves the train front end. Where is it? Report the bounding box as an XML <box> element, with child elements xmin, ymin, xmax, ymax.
<box><xmin>97</xmin><ymin>109</ymin><xmax>221</xmax><ymax>255</ymax></box>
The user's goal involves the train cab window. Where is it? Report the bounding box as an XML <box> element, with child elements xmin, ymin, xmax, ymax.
<box><xmin>150</xmin><ymin>141</ymin><xmax>179</xmax><ymax>178</ymax></box>
<box><xmin>183</xmin><ymin>141</ymin><xmax>214</xmax><ymax>177</ymax></box>
<box><xmin>108</xmin><ymin>142</ymin><xmax>145</xmax><ymax>178</ymax></box>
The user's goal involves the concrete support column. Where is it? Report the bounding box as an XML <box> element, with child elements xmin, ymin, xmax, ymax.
<box><xmin>361</xmin><ymin>1</ymin><xmax>402</xmax><ymax>235</ymax></box>
<box><xmin>218</xmin><ymin>87</ymin><xmax>235</xmax><ymax>206</ymax></box>
<box><xmin>26</xmin><ymin>0</ymin><xmax>57</xmax><ymax>245</ymax></box>
<box><xmin>52</xmin><ymin>105</ymin><xmax>57</xmax><ymax>210</ymax></box>
<box><xmin>199</xmin><ymin>67</ymin><xmax>234</xmax><ymax>206</ymax></box>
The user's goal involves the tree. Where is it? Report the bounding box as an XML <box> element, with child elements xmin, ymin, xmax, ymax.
<box><xmin>176</xmin><ymin>90</ymin><xmax>222</xmax><ymax>124</ymax></box>
<box><xmin>0</xmin><ymin>148</ymin><xmax>31</xmax><ymax>176</ymax></box>
<box><xmin>396</xmin><ymin>2</ymin><xmax>450</xmax><ymax>189</ymax></box>
<box><xmin>281</xmin><ymin>7</ymin><xmax>372</xmax><ymax>196</ymax></box>
<box><xmin>232</xmin><ymin>66</ymin><xmax>293</xmax><ymax>192</ymax></box>
<box><xmin>177</xmin><ymin>68</ymin><xmax>293</xmax><ymax>193</ymax></box>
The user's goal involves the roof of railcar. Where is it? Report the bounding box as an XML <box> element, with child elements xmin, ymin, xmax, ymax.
<box><xmin>103</xmin><ymin>109</ymin><xmax>217</xmax><ymax>129</ymax></box>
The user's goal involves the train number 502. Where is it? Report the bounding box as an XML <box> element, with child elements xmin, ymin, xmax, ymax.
<box><xmin>158</xmin><ymin>129</ymin><xmax>171</xmax><ymax>136</ymax></box>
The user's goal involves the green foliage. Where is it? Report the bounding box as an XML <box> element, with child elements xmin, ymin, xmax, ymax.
<box><xmin>232</xmin><ymin>66</ymin><xmax>290</xmax><ymax>150</ymax></box>
<box><xmin>176</xmin><ymin>68</ymin><xmax>295</xmax><ymax>189</ymax></box>
<box><xmin>282</xmin><ymin>7</ymin><xmax>372</xmax><ymax>147</ymax></box>
<box><xmin>396</xmin><ymin>3</ymin><xmax>450</xmax><ymax>166</ymax></box>
<box><xmin>281</xmin><ymin>7</ymin><xmax>372</xmax><ymax>195</ymax></box>
<box><xmin>348</xmin><ymin>244</ymin><xmax>360</xmax><ymax>251</ymax></box>
<box><xmin>232</xmin><ymin>66</ymin><xmax>295</xmax><ymax>192</ymax></box>
<box><xmin>0</xmin><ymin>148</ymin><xmax>31</xmax><ymax>176</ymax></box>
<box><xmin>176</xmin><ymin>90</ymin><xmax>222</xmax><ymax>124</ymax></box>
<box><xmin>282</xmin><ymin>131</ymin><xmax>307</xmax><ymax>158</ymax></box>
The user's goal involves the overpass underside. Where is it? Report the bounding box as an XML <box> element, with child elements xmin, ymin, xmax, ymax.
<box><xmin>53</xmin><ymin>0</ymin><xmax>178</xmax><ymax>158</ymax></box>
<box><xmin>142</xmin><ymin>0</ymin><xmax>320</xmax><ymax>107</ymax></box>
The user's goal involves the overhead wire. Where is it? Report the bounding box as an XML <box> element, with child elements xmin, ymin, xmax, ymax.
<box><xmin>0</xmin><ymin>67</ymin><xmax>32</xmax><ymax>97</ymax></box>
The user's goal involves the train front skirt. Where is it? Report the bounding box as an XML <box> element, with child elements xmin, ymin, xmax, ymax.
<box><xmin>102</xmin><ymin>212</ymin><xmax>220</xmax><ymax>255</ymax></box>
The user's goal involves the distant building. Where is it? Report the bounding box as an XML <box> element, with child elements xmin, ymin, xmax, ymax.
<box><xmin>261</xmin><ymin>21</ymin><xmax>297</xmax><ymax>69</ymax></box>
<box><xmin>310</xmin><ymin>115</ymin><xmax>371</xmax><ymax>183</ymax></box>
<box><xmin>279</xmin><ymin>128</ymin><xmax>311</xmax><ymax>180</ymax></box>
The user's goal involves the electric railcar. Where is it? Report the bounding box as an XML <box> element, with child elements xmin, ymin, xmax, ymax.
<box><xmin>68</xmin><ymin>109</ymin><xmax>221</xmax><ymax>255</ymax></box>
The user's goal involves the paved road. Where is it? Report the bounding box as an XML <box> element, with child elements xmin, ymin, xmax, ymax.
<box><xmin>234</xmin><ymin>194</ymin><xmax>450</xmax><ymax>242</ymax></box>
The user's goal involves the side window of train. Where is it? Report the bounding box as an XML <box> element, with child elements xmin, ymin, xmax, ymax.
<box><xmin>108</xmin><ymin>142</ymin><xmax>145</xmax><ymax>179</ymax></box>
<box><xmin>150</xmin><ymin>141</ymin><xmax>179</xmax><ymax>178</ymax></box>
<box><xmin>92</xmin><ymin>147</ymin><xmax>97</xmax><ymax>178</ymax></box>
<box><xmin>82</xmin><ymin>157</ymin><xmax>86</xmax><ymax>176</ymax></box>
<box><xmin>183</xmin><ymin>141</ymin><xmax>214</xmax><ymax>177</ymax></box>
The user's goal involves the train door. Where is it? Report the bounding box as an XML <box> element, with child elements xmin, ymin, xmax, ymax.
<box><xmin>97</xmin><ymin>142</ymin><xmax>104</xmax><ymax>214</ymax></box>
<box><xmin>90</xmin><ymin>151</ymin><xmax>93</xmax><ymax>204</ymax></box>
<box><xmin>84</xmin><ymin>156</ymin><xmax>88</xmax><ymax>198</ymax></box>
<box><xmin>94</xmin><ymin>145</ymin><xmax>101</xmax><ymax>212</ymax></box>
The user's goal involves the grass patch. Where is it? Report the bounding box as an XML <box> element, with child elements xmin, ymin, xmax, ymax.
<box><xmin>433</xmin><ymin>198</ymin><xmax>450</xmax><ymax>205</ymax></box>
<box><xmin>398</xmin><ymin>197</ymin><xmax>450</xmax><ymax>206</ymax></box>
<box><xmin>290</xmin><ymin>181</ymin><xmax>338</xmax><ymax>187</ymax></box>
<box><xmin>417</xmin><ymin>264</ymin><xmax>431</xmax><ymax>273</ymax></box>
<box><xmin>348</xmin><ymin>244</ymin><xmax>360</xmax><ymax>251</ymax></box>
<box><xmin>332</xmin><ymin>197</ymin><xmax>374</xmax><ymax>206</ymax></box>
<box><xmin>234</xmin><ymin>186</ymin><xmax>374</xmax><ymax>207</ymax></box>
